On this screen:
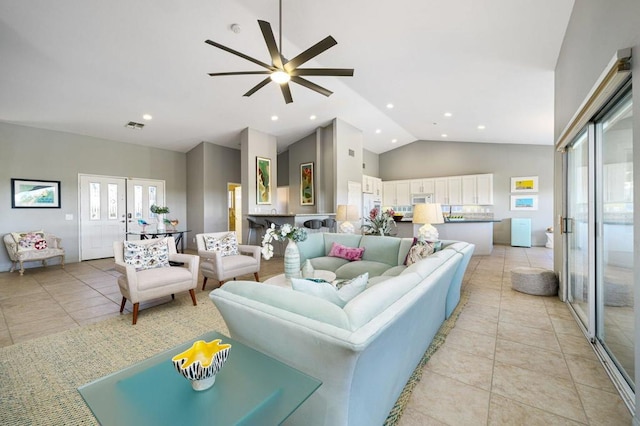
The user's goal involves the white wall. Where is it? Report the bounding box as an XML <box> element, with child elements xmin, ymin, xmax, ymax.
<box><xmin>0</xmin><ymin>122</ymin><xmax>187</xmax><ymax>269</ymax></box>
<box><xmin>334</xmin><ymin>119</ymin><xmax>364</xmax><ymax>206</ymax></box>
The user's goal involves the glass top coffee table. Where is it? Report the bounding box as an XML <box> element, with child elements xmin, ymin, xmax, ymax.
<box><xmin>78</xmin><ymin>331</ymin><xmax>321</xmax><ymax>426</ymax></box>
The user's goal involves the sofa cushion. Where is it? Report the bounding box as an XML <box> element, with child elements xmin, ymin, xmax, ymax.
<box><xmin>213</xmin><ymin>281</ymin><xmax>351</xmax><ymax>329</ymax></box>
<box><xmin>359</xmin><ymin>235</ymin><xmax>401</xmax><ymax>266</ymax></box>
<box><xmin>343</xmin><ymin>272</ymin><xmax>422</xmax><ymax>330</ymax></box>
<box><xmin>381</xmin><ymin>265</ymin><xmax>407</xmax><ymax>277</ymax></box>
<box><xmin>123</xmin><ymin>240</ymin><xmax>170</xmax><ymax>270</ymax></box>
<box><xmin>310</xmin><ymin>256</ymin><xmax>350</xmax><ymax>272</ymax></box>
<box><xmin>328</xmin><ymin>242</ymin><xmax>365</xmax><ymax>261</ymax></box>
<box><xmin>292</xmin><ymin>273</ymin><xmax>368</xmax><ymax>308</ymax></box>
<box><xmin>128</xmin><ymin>266</ymin><xmax>192</xmax><ymax>290</ymax></box>
<box><xmin>335</xmin><ymin>261</ymin><xmax>390</xmax><ymax>279</ymax></box>
<box><xmin>297</xmin><ymin>232</ymin><xmax>326</xmax><ymax>263</ymax></box>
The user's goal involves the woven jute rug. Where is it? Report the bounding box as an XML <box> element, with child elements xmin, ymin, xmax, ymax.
<box><xmin>0</xmin><ymin>288</ymin><xmax>468</xmax><ymax>425</ymax></box>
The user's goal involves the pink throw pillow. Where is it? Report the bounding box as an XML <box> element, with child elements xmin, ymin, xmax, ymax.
<box><xmin>328</xmin><ymin>242</ymin><xmax>365</xmax><ymax>261</ymax></box>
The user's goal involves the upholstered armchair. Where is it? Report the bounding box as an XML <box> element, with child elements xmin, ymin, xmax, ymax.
<box><xmin>3</xmin><ymin>232</ymin><xmax>65</xmax><ymax>275</ymax></box>
<box><xmin>113</xmin><ymin>237</ymin><xmax>199</xmax><ymax>324</ymax></box>
<box><xmin>196</xmin><ymin>232</ymin><xmax>261</xmax><ymax>290</ymax></box>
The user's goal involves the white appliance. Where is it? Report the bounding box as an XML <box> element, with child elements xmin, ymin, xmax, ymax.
<box><xmin>363</xmin><ymin>193</ymin><xmax>381</xmax><ymax>217</ymax></box>
<box><xmin>411</xmin><ymin>193</ymin><xmax>434</xmax><ymax>204</ymax></box>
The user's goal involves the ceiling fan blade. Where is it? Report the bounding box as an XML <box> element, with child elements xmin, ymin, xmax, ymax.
<box><xmin>243</xmin><ymin>77</ymin><xmax>272</xmax><ymax>97</ymax></box>
<box><xmin>208</xmin><ymin>71</ymin><xmax>271</xmax><ymax>77</ymax></box>
<box><xmin>258</xmin><ymin>20</ymin><xmax>284</xmax><ymax>69</ymax></box>
<box><xmin>205</xmin><ymin>39</ymin><xmax>274</xmax><ymax>71</ymax></box>
<box><xmin>280</xmin><ymin>82</ymin><xmax>293</xmax><ymax>104</ymax></box>
<box><xmin>291</xmin><ymin>68</ymin><xmax>354</xmax><ymax>77</ymax></box>
<box><xmin>284</xmin><ymin>36</ymin><xmax>337</xmax><ymax>72</ymax></box>
<box><xmin>291</xmin><ymin>76</ymin><xmax>333</xmax><ymax>97</ymax></box>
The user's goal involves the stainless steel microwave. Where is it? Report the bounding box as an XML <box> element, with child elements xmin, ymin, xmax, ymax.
<box><xmin>411</xmin><ymin>193</ymin><xmax>434</xmax><ymax>204</ymax></box>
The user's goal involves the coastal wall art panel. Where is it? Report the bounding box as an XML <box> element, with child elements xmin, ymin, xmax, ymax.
<box><xmin>510</xmin><ymin>195</ymin><xmax>538</xmax><ymax>211</ymax></box>
<box><xmin>11</xmin><ymin>178</ymin><xmax>61</xmax><ymax>208</ymax></box>
<box><xmin>300</xmin><ymin>162</ymin><xmax>314</xmax><ymax>205</ymax></box>
<box><xmin>510</xmin><ymin>176</ymin><xmax>538</xmax><ymax>193</ymax></box>
<box><xmin>256</xmin><ymin>157</ymin><xmax>271</xmax><ymax>204</ymax></box>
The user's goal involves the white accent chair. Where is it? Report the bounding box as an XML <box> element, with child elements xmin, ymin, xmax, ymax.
<box><xmin>113</xmin><ymin>237</ymin><xmax>199</xmax><ymax>325</ymax></box>
<box><xmin>196</xmin><ymin>232</ymin><xmax>261</xmax><ymax>290</ymax></box>
<box><xmin>3</xmin><ymin>233</ymin><xmax>65</xmax><ymax>275</ymax></box>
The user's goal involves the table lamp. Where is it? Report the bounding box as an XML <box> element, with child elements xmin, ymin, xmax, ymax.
<box><xmin>336</xmin><ymin>204</ymin><xmax>359</xmax><ymax>233</ymax></box>
<box><xmin>412</xmin><ymin>203</ymin><xmax>444</xmax><ymax>241</ymax></box>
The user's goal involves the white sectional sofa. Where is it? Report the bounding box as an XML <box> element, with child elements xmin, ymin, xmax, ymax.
<box><xmin>209</xmin><ymin>235</ymin><xmax>474</xmax><ymax>425</ymax></box>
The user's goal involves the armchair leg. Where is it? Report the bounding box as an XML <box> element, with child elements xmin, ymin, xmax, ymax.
<box><xmin>189</xmin><ymin>289</ymin><xmax>197</xmax><ymax>306</ymax></box>
<box><xmin>132</xmin><ymin>303</ymin><xmax>140</xmax><ymax>325</ymax></box>
<box><xmin>254</xmin><ymin>272</ymin><xmax>260</xmax><ymax>282</ymax></box>
<box><xmin>171</xmin><ymin>294</ymin><xmax>175</xmax><ymax>300</ymax></box>
<box><xmin>19</xmin><ymin>261</ymin><xmax>24</xmax><ymax>276</ymax></box>
<box><xmin>120</xmin><ymin>297</ymin><xmax>127</xmax><ymax>313</ymax></box>
<box><xmin>202</xmin><ymin>277</ymin><xmax>208</xmax><ymax>291</ymax></box>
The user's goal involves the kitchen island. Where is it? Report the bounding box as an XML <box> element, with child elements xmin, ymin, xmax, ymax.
<box><xmin>395</xmin><ymin>219</ymin><xmax>500</xmax><ymax>255</ymax></box>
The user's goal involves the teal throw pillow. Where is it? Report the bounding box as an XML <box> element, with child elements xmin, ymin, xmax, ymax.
<box><xmin>291</xmin><ymin>273</ymin><xmax>368</xmax><ymax>308</ymax></box>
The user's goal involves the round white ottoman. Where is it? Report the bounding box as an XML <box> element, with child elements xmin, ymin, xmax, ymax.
<box><xmin>511</xmin><ymin>267</ymin><xmax>558</xmax><ymax>296</ymax></box>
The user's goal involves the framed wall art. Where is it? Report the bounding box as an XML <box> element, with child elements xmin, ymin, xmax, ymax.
<box><xmin>510</xmin><ymin>195</ymin><xmax>538</xmax><ymax>211</ymax></box>
<box><xmin>510</xmin><ymin>176</ymin><xmax>538</xmax><ymax>193</ymax></box>
<box><xmin>256</xmin><ymin>157</ymin><xmax>271</xmax><ymax>204</ymax></box>
<box><xmin>300</xmin><ymin>162</ymin><xmax>314</xmax><ymax>205</ymax></box>
<box><xmin>11</xmin><ymin>178</ymin><xmax>61</xmax><ymax>208</ymax></box>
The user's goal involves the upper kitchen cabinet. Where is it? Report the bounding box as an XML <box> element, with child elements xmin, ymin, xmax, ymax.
<box><xmin>373</xmin><ymin>177</ymin><xmax>382</xmax><ymax>198</ymax></box>
<box><xmin>383</xmin><ymin>181</ymin><xmax>396</xmax><ymax>206</ymax></box>
<box><xmin>447</xmin><ymin>177</ymin><xmax>462</xmax><ymax>205</ymax></box>
<box><xmin>363</xmin><ymin>175</ymin><xmax>383</xmax><ymax>197</ymax></box>
<box><xmin>462</xmin><ymin>174</ymin><xmax>494</xmax><ymax>205</ymax></box>
<box><xmin>410</xmin><ymin>179</ymin><xmax>435</xmax><ymax>195</ymax></box>
<box><xmin>434</xmin><ymin>178</ymin><xmax>448</xmax><ymax>204</ymax></box>
<box><xmin>383</xmin><ymin>181</ymin><xmax>410</xmax><ymax>206</ymax></box>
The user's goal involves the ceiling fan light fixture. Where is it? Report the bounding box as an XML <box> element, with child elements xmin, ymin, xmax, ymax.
<box><xmin>270</xmin><ymin>71</ymin><xmax>291</xmax><ymax>84</ymax></box>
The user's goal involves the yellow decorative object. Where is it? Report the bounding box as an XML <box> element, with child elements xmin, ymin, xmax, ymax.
<box><xmin>172</xmin><ymin>339</ymin><xmax>231</xmax><ymax>391</ymax></box>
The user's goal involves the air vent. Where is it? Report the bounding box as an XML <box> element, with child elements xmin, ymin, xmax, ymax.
<box><xmin>125</xmin><ymin>121</ymin><xmax>145</xmax><ymax>130</ymax></box>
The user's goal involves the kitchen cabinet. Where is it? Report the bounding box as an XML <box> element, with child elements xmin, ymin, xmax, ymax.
<box><xmin>461</xmin><ymin>174</ymin><xmax>493</xmax><ymax>205</ymax></box>
<box><xmin>362</xmin><ymin>175</ymin><xmax>373</xmax><ymax>194</ymax></box>
<box><xmin>373</xmin><ymin>177</ymin><xmax>382</xmax><ymax>198</ymax></box>
<box><xmin>447</xmin><ymin>177</ymin><xmax>462</xmax><ymax>205</ymax></box>
<box><xmin>382</xmin><ymin>181</ymin><xmax>410</xmax><ymax>206</ymax></box>
<box><xmin>410</xmin><ymin>179</ymin><xmax>435</xmax><ymax>195</ymax></box>
<box><xmin>434</xmin><ymin>178</ymin><xmax>448</xmax><ymax>204</ymax></box>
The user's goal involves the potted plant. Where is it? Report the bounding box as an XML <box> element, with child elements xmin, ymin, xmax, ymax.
<box><xmin>150</xmin><ymin>205</ymin><xmax>170</xmax><ymax>231</ymax></box>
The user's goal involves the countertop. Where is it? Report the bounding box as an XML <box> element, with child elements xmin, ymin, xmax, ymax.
<box><xmin>396</xmin><ymin>219</ymin><xmax>501</xmax><ymax>223</ymax></box>
<box><xmin>248</xmin><ymin>213</ymin><xmax>335</xmax><ymax>217</ymax></box>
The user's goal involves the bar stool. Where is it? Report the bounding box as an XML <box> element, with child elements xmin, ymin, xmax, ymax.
<box><xmin>247</xmin><ymin>217</ymin><xmax>265</xmax><ymax>245</ymax></box>
<box><xmin>303</xmin><ymin>219</ymin><xmax>323</xmax><ymax>233</ymax></box>
<box><xmin>322</xmin><ymin>218</ymin><xmax>336</xmax><ymax>233</ymax></box>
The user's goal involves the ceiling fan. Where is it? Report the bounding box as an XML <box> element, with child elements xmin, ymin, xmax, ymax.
<box><xmin>205</xmin><ymin>0</ymin><xmax>354</xmax><ymax>104</ymax></box>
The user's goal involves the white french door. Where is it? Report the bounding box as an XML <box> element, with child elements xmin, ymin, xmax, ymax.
<box><xmin>79</xmin><ymin>175</ymin><xmax>127</xmax><ymax>260</ymax></box>
<box><xmin>79</xmin><ymin>175</ymin><xmax>165</xmax><ymax>260</ymax></box>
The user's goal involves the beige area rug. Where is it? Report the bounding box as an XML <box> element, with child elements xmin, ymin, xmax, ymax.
<box><xmin>0</xmin><ymin>286</ymin><xmax>469</xmax><ymax>425</ymax></box>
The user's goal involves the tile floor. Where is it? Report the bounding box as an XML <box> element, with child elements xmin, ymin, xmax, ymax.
<box><xmin>0</xmin><ymin>245</ymin><xmax>633</xmax><ymax>424</ymax></box>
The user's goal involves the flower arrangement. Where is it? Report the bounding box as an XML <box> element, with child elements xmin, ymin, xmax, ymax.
<box><xmin>261</xmin><ymin>223</ymin><xmax>307</xmax><ymax>260</ymax></box>
<box><xmin>361</xmin><ymin>208</ymin><xmax>396</xmax><ymax>236</ymax></box>
<box><xmin>150</xmin><ymin>204</ymin><xmax>170</xmax><ymax>214</ymax></box>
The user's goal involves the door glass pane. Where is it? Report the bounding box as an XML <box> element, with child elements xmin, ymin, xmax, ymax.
<box><xmin>567</xmin><ymin>130</ymin><xmax>590</xmax><ymax>327</ymax></box>
<box><xmin>148</xmin><ymin>186</ymin><xmax>157</xmax><ymax>218</ymax></box>
<box><xmin>598</xmin><ymin>92</ymin><xmax>634</xmax><ymax>388</ymax></box>
<box><xmin>107</xmin><ymin>184</ymin><xmax>118</xmax><ymax>220</ymax></box>
<box><xmin>90</xmin><ymin>182</ymin><xmax>101</xmax><ymax>220</ymax></box>
<box><xmin>134</xmin><ymin>185</ymin><xmax>143</xmax><ymax>219</ymax></box>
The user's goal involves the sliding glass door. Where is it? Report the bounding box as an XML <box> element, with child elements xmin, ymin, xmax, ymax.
<box><xmin>564</xmin><ymin>82</ymin><xmax>634</xmax><ymax>392</ymax></box>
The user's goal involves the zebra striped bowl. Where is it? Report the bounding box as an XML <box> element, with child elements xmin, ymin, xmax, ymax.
<box><xmin>172</xmin><ymin>339</ymin><xmax>232</xmax><ymax>391</ymax></box>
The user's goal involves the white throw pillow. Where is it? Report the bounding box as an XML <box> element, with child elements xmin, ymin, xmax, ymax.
<box><xmin>205</xmin><ymin>233</ymin><xmax>239</xmax><ymax>257</ymax></box>
<box><xmin>292</xmin><ymin>273</ymin><xmax>368</xmax><ymax>308</ymax></box>
<box><xmin>124</xmin><ymin>240</ymin><xmax>170</xmax><ymax>270</ymax></box>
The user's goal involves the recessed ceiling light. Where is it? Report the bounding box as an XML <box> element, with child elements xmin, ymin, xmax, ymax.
<box><xmin>391</xmin><ymin>139</ymin><xmax>398</xmax><ymax>143</ymax></box>
<box><xmin>444</xmin><ymin>112</ymin><xmax>452</xmax><ymax>117</ymax></box>
<box><xmin>271</xmin><ymin>115</ymin><xmax>278</xmax><ymax>121</ymax></box>
<box><xmin>477</xmin><ymin>125</ymin><xmax>486</xmax><ymax>130</ymax></box>
<box><xmin>386</xmin><ymin>103</ymin><xmax>394</xmax><ymax>109</ymax></box>
<box><xmin>441</xmin><ymin>134</ymin><xmax>448</xmax><ymax>138</ymax></box>
<box><xmin>142</xmin><ymin>114</ymin><xmax>153</xmax><ymax>121</ymax></box>
<box><xmin>309</xmin><ymin>115</ymin><xmax>316</xmax><ymax>120</ymax></box>
<box><xmin>375</xmin><ymin>129</ymin><xmax>381</xmax><ymax>134</ymax></box>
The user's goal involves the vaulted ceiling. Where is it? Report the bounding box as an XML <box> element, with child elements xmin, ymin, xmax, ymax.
<box><xmin>0</xmin><ymin>0</ymin><xmax>574</xmax><ymax>154</ymax></box>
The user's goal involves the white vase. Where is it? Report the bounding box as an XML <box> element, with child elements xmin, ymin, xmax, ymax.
<box><xmin>156</xmin><ymin>214</ymin><xmax>166</xmax><ymax>232</ymax></box>
<box><xmin>301</xmin><ymin>259</ymin><xmax>315</xmax><ymax>278</ymax></box>
<box><xmin>284</xmin><ymin>240</ymin><xmax>301</xmax><ymax>280</ymax></box>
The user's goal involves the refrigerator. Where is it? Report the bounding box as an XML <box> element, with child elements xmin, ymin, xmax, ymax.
<box><xmin>511</xmin><ymin>218</ymin><xmax>532</xmax><ymax>247</ymax></box>
<box><xmin>363</xmin><ymin>193</ymin><xmax>382</xmax><ymax>218</ymax></box>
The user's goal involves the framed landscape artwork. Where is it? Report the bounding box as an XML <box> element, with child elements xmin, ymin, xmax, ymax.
<box><xmin>510</xmin><ymin>195</ymin><xmax>538</xmax><ymax>211</ymax></box>
<box><xmin>300</xmin><ymin>162</ymin><xmax>314</xmax><ymax>205</ymax></box>
<box><xmin>511</xmin><ymin>176</ymin><xmax>538</xmax><ymax>193</ymax></box>
<box><xmin>256</xmin><ymin>157</ymin><xmax>271</xmax><ymax>204</ymax></box>
<box><xmin>11</xmin><ymin>178</ymin><xmax>61</xmax><ymax>208</ymax></box>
